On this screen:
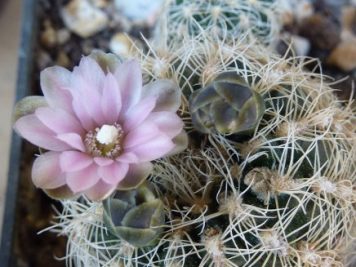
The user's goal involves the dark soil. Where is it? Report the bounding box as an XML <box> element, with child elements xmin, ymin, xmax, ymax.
<box><xmin>279</xmin><ymin>0</ymin><xmax>356</xmax><ymax>101</ymax></box>
<box><xmin>13</xmin><ymin>143</ymin><xmax>66</xmax><ymax>267</ymax></box>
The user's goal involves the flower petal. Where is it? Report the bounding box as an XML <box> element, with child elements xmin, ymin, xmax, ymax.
<box><xmin>116</xmin><ymin>152</ymin><xmax>139</xmax><ymax>163</ymax></box>
<box><xmin>74</xmin><ymin>56</ymin><xmax>105</xmax><ymax>92</ymax></box>
<box><xmin>32</xmin><ymin>152</ymin><xmax>66</xmax><ymax>189</ymax></box>
<box><xmin>13</xmin><ymin>96</ymin><xmax>47</xmax><ymax>122</ymax></box>
<box><xmin>40</xmin><ymin>66</ymin><xmax>73</xmax><ymax>112</ymax></box>
<box><xmin>84</xmin><ymin>180</ymin><xmax>116</xmax><ymax>201</ymax></box>
<box><xmin>14</xmin><ymin>114</ymin><xmax>70</xmax><ymax>151</ymax></box>
<box><xmin>72</xmin><ymin>97</ymin><xmax>96</xmax><ymax>131</ymax></box>
<box><xmin>56</xmin><ymin>133</ymin><xmax>86</xmax><ymax>152</ymax></box>
<box><xmin>60</xmin><ymin>151</ymin><xmax>93</xmax><ymax>172</ymax></box>
<box><xmin>115</xmin><ymin>60</ymin><xmax>142</xmax><ymax>112</ymax></box>
<box><xmin>147</xmin><ymin>111</ymin><xmax>184</xmax><ymax>138</ymax></box>
<box><xmin>117</xmin><ymin>162</ymin><xmax>152</xmax><ymax>190</ymax></box>
<box><xmin>70</xmin><ymin>56</ymin><xmax>108</xmax><ymax>126</ymax></box>
<box><xmin>44</xmin><ymin>185</ymin><xmax>76</xmax><ymax>200</ymax></box>
<box><xmin>127</xmin><ymin>134</ymin><xmax>175</xmax><ymax>162</ymax></box>
<box><xmin>66</xmin><ymin>164</ymin><xmax>100</xmax><ymax>193</ymax></box>
<box><xmin>165</xmin><ymin>130</ymin><xmax>188</xmax><ymax>156</ymax></box>
<box><xmin>98</xmin><ymin>162</ymin><xmax>129</xmax><ymax>184</ymax></box>
<box><xmin>94</xmin><ymin>157</ymin><xmax>114</xmax><ymax>166</ymax></box>
<box><xmin>35</xmin><ymin>107</ymin><xmax>84</xmax><ymax>135</ymax></box>
<box><xmin>122</xmin><ymin>96</ymin><xmax>156</xmax><ymax>132</ymax></box>
<box><xmin>101</xmin><ymin>73</ymin><xmax>122</xmax><ymax>124</ymax></box>
<box><xmin>71</xmin><ymin>74</ymin><xmax>105</xmax><ymax>126</ymax></box>
<box><xmin>123</xmin><ymin>122</ymin><xmax>160</xmax><ymax>149</ymax></box>
<box><xmin>141</xmin><ymin>80</ymin><xmax>181</xmax><ymax>112</ymax></box>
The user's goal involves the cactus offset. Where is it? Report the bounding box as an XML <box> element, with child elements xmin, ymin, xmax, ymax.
<box><xmin>103</xmin><ymin>183</ymin><xmax>165</xmax><ymax>247</ymax></box>
<box><xmin>189</xmin><ymin>72</ymin><xmax>265</xmax><ymax>135</ymax></box>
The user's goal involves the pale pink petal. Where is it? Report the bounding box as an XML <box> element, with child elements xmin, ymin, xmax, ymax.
<box><xmin>98</xmin><ymin>162</ymin><xmax>129</xmax><ymax>184</ymax></box>
<box><xmin>94</xmin><ymin>157</ymin><xmax>114</xmax><ymax>166</ymax></box>
<box><xmin>101</xmin><ymin>73</ymin><xmax>122</xmax><ymax>124</ymax></box>
<box><xmin>40</xmin><ymin>66</ymin><xmax>73</xmax><ymax>112</ymax></box>
<box><xmin>117</xmin><ymin>162</ymin><xmax>152</xmax><ymax>190</ymax></box>
<box><xmin>84</xmin><ymin>180</ymin><xmax>116</xmax><ymax>201</ymax></box>
<box><xmin>122</xmin><ymin>96</ymin><xmax>156</xmax><ymax>132</ymax></box>
<box><xmin>60</xmin><ymin>151</ymin><xmax>93</xmax><ymax>172</ymax></box>
<box><xmin>14</xmin><ymin>114</ymin><xmax>70</xmax><ymax>151</ymax></box>
<box><xmin>35</xmin><ymin>107</ymin><xmax>84</xmax><ymax>135</ymax></box>
<box><xmin>116</xmin><ymin>152</ymin><xmax>139</xmax><ymax>163</ymax></box>
<box><xmin>32</xmin><ymin>152</ymin><xmax>66</xmax><ymax>189</ymax></box>
<box><xmin>148</xmin><ymin>111</ymin><xmax>184</xmax><ymax>138</ymax></box>
<box><xmin>70</xmin><ymin>57</ymin><xmax>107</xmax><ymax>126</ymax></box>
<box><xmin>71</xmin><ymin>76</ymin><xmax>105</xmax><ymax>126</ymax></box>
<box><xmin>72</xmin><ymin>98</ymin><xmax>96</xmax><ymax>130</ymax></box>
<box><xmin>127</xmin><ymin>135</ymin><xmax>175</xmax><ymax>162</ymax></box>
<box><xmin>165</xmin><ymin>130</ymin><xmax>188</xmax><ymax>156</ymax></box>
<box><xmin>115</xmin><ymin>60</ymin><xmax>142</xmax><ymax>112</ymax></box>
<box><xmin>66</xmin><ymin>164</ymin><xmax>100</xmax><ymax>193</ymax></box>
<box><xmin>141</xmin><ymin>80</ymin><xmax>181</xmax><ymax>112</ymax></box>
<box><xmin>123</xmin><ymin>122</ymin><xmax>160</xmax><ymax>149</ymax></box>
<box><xmin>56</xmin><ymin>133</ymin><xmax>86</xmax><ymax>152</ymax></box>
<box><xmin>75</xmin><ymin>56</ymin><xmax>105</xmax><ymax>92</ymax></box>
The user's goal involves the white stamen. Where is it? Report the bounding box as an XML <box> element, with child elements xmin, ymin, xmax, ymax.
<box><xmin>96</xmin><ymin>125</ymin><xmax>119</xmax><ymax>145</ymax></box>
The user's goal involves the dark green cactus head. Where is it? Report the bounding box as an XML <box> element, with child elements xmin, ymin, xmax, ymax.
<box><xmin>189</xmin><ymin>72</ymin><xmax>265</xmax><ymax>135</ymax></box>
<box><xmin>103</xmin><ymin>183</ymin><xmax>165</xmax><ymax>247</ymax></box>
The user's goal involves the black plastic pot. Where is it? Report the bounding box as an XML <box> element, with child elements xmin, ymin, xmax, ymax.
<box><xmin>0</xmin><ymin>0</ymin><xmax>38</xmax><ymax>266</ymax></box>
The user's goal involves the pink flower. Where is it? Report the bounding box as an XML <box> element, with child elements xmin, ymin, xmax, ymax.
<box><xmin>14</xmin><ymin>53</ymin><xmax>186</xmax><ymax>200</ymax></box>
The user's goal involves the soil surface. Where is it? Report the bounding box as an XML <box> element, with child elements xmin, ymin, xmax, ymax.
<box><xmin>14</xmin><ymin>144</ymin><xmax>66</xmax><ymax>267</ymax></box>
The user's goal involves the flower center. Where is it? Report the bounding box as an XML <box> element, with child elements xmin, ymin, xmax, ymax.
<box><xmin>84</xmin><ymin>123</ymin><xmax>124</xmax><ymax>159</ymax></box>
<box><xmin>96</xmin><ymin>125</ymin><xmax>120</xmax><ymax>145</ymax></box>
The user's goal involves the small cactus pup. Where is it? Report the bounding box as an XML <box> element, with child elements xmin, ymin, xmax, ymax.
<box><xmin>189</xmin><ymin>72</ymin><xmax>265</xmax><ymax>135</ymax></box>
<box><xmin>103</xmin><ymin>182</ymin><xmax>165</xmax><ymax>247</ymax></box>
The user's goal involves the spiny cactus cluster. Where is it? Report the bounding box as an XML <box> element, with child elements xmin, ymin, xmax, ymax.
<box><xmin>155</xmin><ymin>0</ymin><xmax>280</xmax><ymax>45</ymax></box>
<box><xmin>48</xmin><ymin>1</ymin><xmax>355</xmax><ymax>267</ymax></box>
<box><xmin>50</xmin><ymin>40</ymin><xmax>355</xmax><ymax>267</ymax></box>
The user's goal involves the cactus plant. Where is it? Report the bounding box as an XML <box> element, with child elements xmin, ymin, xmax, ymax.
<box><xmin>23</xmin><ymin>1</ymin><xmax>355</xmax><ymax>267</ymax></box>
<box><xmin>45</xmin><ymin>36</ymin><xmax>356</xmax><ymax>266</ymax></box>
